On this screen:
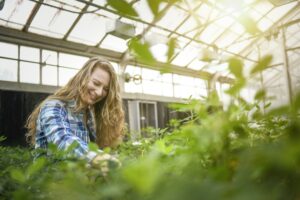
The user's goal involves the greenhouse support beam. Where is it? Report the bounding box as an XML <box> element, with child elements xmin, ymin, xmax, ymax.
<box><xmin>240</xmin><ymin>2</ymin><xmax>300</xmax><ymax>58</ymax></box>
<box><xmin>287</xmin><ymin>46</ymin><xmax>300</xmax><ymax>51</ymax></box>
<box><xmin>281</xmin><ymin>28</ymin><xmax>293</xmax><ymax>104</ymax></box>
<box><xmin>22</xmin><ymin>0</ymin><xmax>42</xmax><ymax>32</ymax></box>
<box><xmin>0</xmin><ymin>26</ymin><xmax>234</xmax><ymax>84</ymax></box>
<box><xmin>63</xmin><ymin>0</ymin><xmax>92</xmax><ymax>40</ymax></box>
<box><xmin>0</xmin><ymin>81</ymin><xmax>184</xmax><ymax>103</ymax></box>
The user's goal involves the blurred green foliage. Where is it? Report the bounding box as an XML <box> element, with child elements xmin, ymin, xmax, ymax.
<box><xmin>1</xmin><ymin>89</ymin><xmax>300</xmax><ymax>199</ymax></box>
<box><xmin>2</xmin><ymin>31</ymin><xmax>299</xmax><ymax>200</ymax></box>
<box><xmin>1</xmin><ymin>1</ymin><xmax>300</xmax><ymax>199</ymax></box>
<box><xmin>107</xmin><ymin>0</ymin><xmax>138</xmax><ymax>17</ymax></box>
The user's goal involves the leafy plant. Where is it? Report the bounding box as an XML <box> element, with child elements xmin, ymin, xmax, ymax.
<box><xmin>1</xmin><ymin>1</ymin><xmax>300</xmax><ymax>199</ymax></box>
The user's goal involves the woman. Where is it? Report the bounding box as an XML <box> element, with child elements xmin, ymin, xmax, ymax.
<box><xmin>26</xmin><ymin>57</ymin><xmax>125</xmax><ymax>162</ymax></box>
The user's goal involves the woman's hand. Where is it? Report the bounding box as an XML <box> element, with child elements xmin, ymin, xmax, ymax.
<box><xmin>90</xmin><ymin>153</ymin><xmax>121</xmax><ymax>176</ymax></box>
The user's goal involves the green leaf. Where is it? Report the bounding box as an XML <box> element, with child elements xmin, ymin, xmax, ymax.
<box><xmin>239</xmin><ymin>14</ymin><xmax>260</xmax><ymax>35</ymax></box>
<box><xmin>48</xmin><ymin>142</ymin><xmax>59</xmax><ymax>153</ymax></box>
<box><xmin>167</xmin><ymin>37</ymin><xmax>177</xmax><ymax>63</ymax></box>
<box><xmin>147</xmin><ymin>0</ymin><xmax>160</xmax><ymax>16</ymax></box>
<box><xmin>200</xmin><ymin>48</ymin><xmax>217</xmax><ymax>62</ymax></box>
<box><xmin>26</xmin><ymin>157</ymin><xmax>46</xmax><ymax>178</ymax></box>
<box><xmin>225</xmin><ymin>78</ymin><xmax>246</xmax><ymax>96</ymax></box>
<box><xmin>264</xmin><ymin>102</ymin><xmax>272</xmax><ymax>109</ymax></box>
<box><xmin>10</xmin><ymin>169</ymin><xmax>26</xmax><ymax>183</ymax></box>
<box><xmin>228</xmin><ymin>57</ymin><xmax>244</xmax><ymax>79</ymax></box>
<box><xmin>293</xmin><ymin>92</ymin><xmax>300</xmax><ymax>111</ymax></box>
<box><xmin>154</xmin><ymin>140</ymin><xmax>173</xmax><ymax>155</ymax></box>
<box><xmin>122</xmin><ymin>157</ymin><xmax>161</xmax><ymax>194</ymax></box>
<box><xmin>107</xmin><ymin>0</ymin><xmax>138</xmax><ymax>17</ymax></box>
<box><xmin>252</xmin><ymin>109</ymin><xmax>263</xmax><ymax>120</ymax></box>
<box><xmin>128</xmin><ymin>37</ymin><xmax>156</xmax><ymax>64</ymax></box>
<box><xmin>250</xmin><ymin>55</ymin><xmax>272</xmax><ymax>75</ymax></box>
<box><xmin>237</xmin><ymin>97</ymin><xmax>252</xmax><ymax>111</ymax></box>
<box><xmin>254</xmin><ymin>89</ymin><xmax>266</xmax><ymax>101</ymax></box>
<box><xmin>65</xmin><ymin>141</ymin><xmax>79</xmax><ymax>154</ymax></box>
<box><xmin>266</xmin><ymin>105</ymin><xmax>290</xmax><ymax>116</ymax></box>
<box><xmin>207</xmin><ymin>90</ymin><xmax>221</xmax><ymax>107</ymax></box>
<box><xmin>13</xmin><ymin>189</ymin><xmax>32</xmax><ymax>200</ymax></box>
<box><xmin>0</xmin><ymin>135</ymin><xmax>6</xmax><ymax>142</ymax></box>
<box><xmin>88</xmin><ymin>142</ymin><xmax>99</xmax><ymax>152</ymax></box>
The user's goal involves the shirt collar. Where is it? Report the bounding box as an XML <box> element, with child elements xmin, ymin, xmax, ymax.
<box><xmin>66</xmin><ymin>99</ymin><xmax>93</xmax><ymax>116</ymax></box>
<box><xmin>67</xmin><ymin>99</ymin><xmax>77</xmax><ymax>108</ymax></box>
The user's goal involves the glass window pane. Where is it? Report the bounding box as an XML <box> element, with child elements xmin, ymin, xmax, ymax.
<box><xmin>230</xmin><ymin>23</ymin><xmax>245</xmax><ymax>34</ymax></box>
<box><xmin>194</xmin><ymin>87</ymin><xmax>207</xmax><ymax>98</ymax></box>
<box><xmin>142</xmin><ymin>80</ymin><xmax>161</xmax><ymax>95</ymax></box>
<box><xmin>171</xmin><ymin>45</ymin><xmax>198</xmax><ymax>66</ymax></box>
<box><xmin>59</xmin><ymin>67</ymin><xmax>78</xmax><ymax>86</ymax></box>
<box><xmin>110</xmin><ymin>61</ymin><xmax>119</xmax><ymax>74</ymax></box>
<box><xmin>0</xmin><ymin>58</ymin><xmax>18</xmax><ymax>82</ymax></box>
<box><xmin>142</xmin><ymin>68</ymin><xmax>161</xmax><ymax>81</ymax></box>
<box><xmin>194</xmin><ymin>78</ymin><xmax>207</xmax><ymax>89</ymax></box>
<box><xmin>227</xmin><ymin>39</ymin><xmax>253</xmax><ymax>54</ymax></box>
<box><xmin>100</xmin><ymin>34</ymin><xmax>128</xmax><ymax>53</ymax></box>
<box><xmin>199</xmin><ymin>24</ymin><xmax>224</xmax><ymax>44</ymax></box>
<box><xmin>174</xmin><ymin>85</ymin><xmax>193</xmax><ymax>98</ymax></box>
<box><xmin>92</xmin><ymin>0</ymin><xmax>107</xmax><ymax>7</ymax></box>
<box><xmin>125</xmin><ymin>81</ymin><xmax>143</xmax><ymax>93</ymax></box>
<box><xmin>125</xmin><ymin>65</ymin><xmax>142</xmax><ymax>75</ymax></box>
<box><xmin>95</xmin><ymin>9</ymin><xmax>119</xmax><ymax>19</ymax></box>
<box><xmin>150</xmin><ymin>44</ymin><xmax>168</xmax><ymax>63</ymax></box>
<box><xmin>215</xmin><ymin>16</ymin><xmax>235</xmax><ymax>29</ymax></box>
<box><xmin>42</xmin><ymin>65</ymin><xmax>57</xmax><ymax>86</ymax></box>
<box><xmin>198</xmin><ymin>3</ymin><xmax>218</xmax><ymax>20</ymax></box>
<box><xmin>0</xmin><ymin>42</ymin><xmax>18</xmax><ymax>59</ymax></box>
<box><xmin>156</xmin><ymin>6</ymin><xmax>187</xmax><ymax>31</ymax></box>
<box><xmin>215</xmin><ymin>31</ymin><xmax>239</xmax><ymax>48</ymax></box>
<box><xmin>257</xmin><ymin>17</ymin><xmax>273</xmax><ymax>32</ymax></box>
<box><xmin>133</xmin><ymin>0</ymin><xmax>154</xmax><ymax>23</ymax></box>
<box><xmin>219</xmin><ymin>83</ymin><xmax>231</xmax><ymax>108</ymax></box>
<box><xmin>161</xmin><ymin>73</ymin><xmax>173</xmax><ymax>83</ymax></box>
<box><xmin>173</xmin><ymin>74</ymin><xmax>181</xmax><ymax>84</ymax></box>
<box><xmin>252</xmin><ymin>1</ymin><xmax>273</xmax><ymax>14</ymax></box>
<box><xmin>20</xmin><ymin>46</ymin><xmax>39</xmax><ymax>62</ymax></box>
<box><xmin>248</xmin><ymin>9</ymin><xmax>263</xmax><ymax>21</ymax></box>
<box><xmin>188</xmin><ymin>59</ymin><xmax>207</xmax><ymax>70</ymax></box>
<box><xmin>173</xmin><ymin>74</ymin><xmax>194</xmax><ymax>85</ymax></box>
<box><xmin>59</xmin><ymin>53</ymin><xmax>88</xmax><ymax>69</ymax></box>
<box><xmin>162</xmin><ymin>83</ymin><xmax>173</xmax><ymax>97</ymax></box>
<box><xmin>177</xmin><ymin>16</ymin><xmax>199</xmax><ymax>37</ymax></box>
<box><xmin>42</xmin><ymin>50</ymin><xmax>57</xmax><ymax>65</ymax></box>
<box><xmin>206</xmin><ymin>62</ymin><xmax>229</xmax><ymax>74</ymax></box>
<box><xmin>67</xmin><ymin>14</ymin><xmax>107</xmax><ymax>45</ymax></box>
<box><xmin>0</xmin><ymin>0</ymin><xmax>36</xmax><ymax>30</ymax></box>
<box><xmin>20</xmin><ymin>61</ymin><xmax>39</xmax><ymax>84</ymax></box>
<box><xmin>29</xmin><ymin>6</ymin><xmax>78</xmax><ymax>38</ymax></box>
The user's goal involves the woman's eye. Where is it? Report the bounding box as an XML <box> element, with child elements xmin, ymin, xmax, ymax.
<box><xmin>93</xmin><ymin>81</ymin><xmax>100</xmax><ymax>86</ymax></box>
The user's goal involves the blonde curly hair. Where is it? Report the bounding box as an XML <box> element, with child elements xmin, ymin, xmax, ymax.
<box><xmin>25</xmin><ymin>57</ymin><xmax>125</xmax><ymax>148</ymax></box>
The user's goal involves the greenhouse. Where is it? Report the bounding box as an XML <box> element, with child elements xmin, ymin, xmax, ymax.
<box><xmin>0</xmin><ymin>0</ymin><xmax>300</xmax><ymax>199</ymax></box>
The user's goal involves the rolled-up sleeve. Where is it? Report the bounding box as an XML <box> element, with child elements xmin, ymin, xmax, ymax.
<box><xmin>40</xmin><ymin>103</ymin><xmax>89</xmax><ymax>158</ymax></box>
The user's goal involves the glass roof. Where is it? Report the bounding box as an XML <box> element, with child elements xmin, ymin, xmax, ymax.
<box><xmin>0</xmin><ymin>0</ymin><xmax>299</xmax><ymax>79</ymax></box>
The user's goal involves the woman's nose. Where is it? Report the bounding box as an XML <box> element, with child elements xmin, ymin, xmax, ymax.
<box><xmin>95</xmin><ymin>87</ymin><xmax>103</xmax><ymax>97</ymax></box>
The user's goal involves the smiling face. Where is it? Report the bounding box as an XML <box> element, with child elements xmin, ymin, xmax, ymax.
<box><xmin>81</xmin><ymin>67</ymin><xmax>111</xmax><ymax>106</ymax></box>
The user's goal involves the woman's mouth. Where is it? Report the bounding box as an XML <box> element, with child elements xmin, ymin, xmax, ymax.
<box><xmin>89</xmin><ymin>92</ymin><xmax>97</xmax><ymax>101</ymax></box>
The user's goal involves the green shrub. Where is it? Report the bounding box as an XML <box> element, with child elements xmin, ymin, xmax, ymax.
<box><xmin>1</xmin><ymin>92</ymin><xmax>300</xmax><ymax>199</ymax></box>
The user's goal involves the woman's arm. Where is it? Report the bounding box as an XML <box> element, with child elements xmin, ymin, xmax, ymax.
<box><xmin>39</xmin><ymin>102</ymin><xmax>97</xmax><ymax>161</ymax></box>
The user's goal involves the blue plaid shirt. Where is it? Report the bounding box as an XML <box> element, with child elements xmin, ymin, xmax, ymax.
<box><xmin>35</xmin><ymin>99</ymin><xmax>98</xmax><ymax>161</ymax></box>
